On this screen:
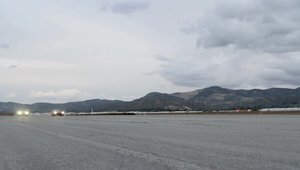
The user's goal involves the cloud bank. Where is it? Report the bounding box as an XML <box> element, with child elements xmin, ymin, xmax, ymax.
<box><xmin>1</xmin><ymin>0</ymin><xmax>300</xmax><ymax>102</ymax></box>
<box><xmin>194</xmin><ymin>0</ymin><xmax>300</xmax><ymax>53</ymax></box>
<box><xmin>158</xmin><ymin>0</ymin><xmax>300</xmax><ymax>89</ymax></box>
<box><xmin>29</xmin><ymin>89</ymin><xmax>88</xmax><ymax>102</ymax></box>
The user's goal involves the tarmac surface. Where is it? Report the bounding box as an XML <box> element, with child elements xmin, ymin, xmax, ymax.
<box><xmin>0</xmin><ymin>115</ymin><xmax>299</xmax><ymax>170</ymax></box>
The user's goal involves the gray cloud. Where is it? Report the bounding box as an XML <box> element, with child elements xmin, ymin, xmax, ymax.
<box><xmin>0</xmin><ymin>64</ymin><xmax>18</xmax><ymax>70</ymax></box>
<box><xmin>7</xmin><ymin>65</ymin><xmax>17</xmax><ymax>69</ymax></box>
<box><xmin>158</xmin><ymin>0</ymin><xmax>300</xmax><ymax>89</ymax></box>
<box><xmin>0</xmin><ymin>44</ymin><xmax>9</xmax><ymax>49</ymax></box>
<box><xmin>182</xmin><ymin>0</ymin><xmax>300</xmax><ymax>54</ymax></box>
<box><xmin>158</xmin><ymin>52</ymin><xmax>300</xmax><ymax>89</ymax></box>
<box><xmin>102</xmin><ymin>2</ymin><xmax>149</xmax><ymax>14</ymax></box>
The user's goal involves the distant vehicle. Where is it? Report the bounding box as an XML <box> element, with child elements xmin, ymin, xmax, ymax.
<box><xmin>16</xmin><ymin>110</ymin><xmax>30</xmax><ymax>116</ymax></box>
<box><xmin>51</xmin><ymin>111</ymin><xmax>65</xmax><ymax>116</ymax></box>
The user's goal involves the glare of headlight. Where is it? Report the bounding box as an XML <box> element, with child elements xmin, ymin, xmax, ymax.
<box><xmin>62</xmin><ymin>111</ymin><xmax>65</xmax><ymax>114</ymax></box>
<box><xmin>24</xmin><ymin>111</ymin><xmax>29</xmax><ymax>115</ymax></box>
<box><xmin>17</xmin><ymin>110</ymin><xmax>22</xmax><ymax>115</ymax></box>
<box><xmin>53</xmin><ymin>111</ymin><xmax>57</xmax><ymax>114</ymax></box>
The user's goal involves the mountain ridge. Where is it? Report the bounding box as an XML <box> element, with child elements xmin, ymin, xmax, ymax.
<box><xmin>1</xmin><ymin>86</ymin><xmax>300</xmax><ymax>113</ymax></box>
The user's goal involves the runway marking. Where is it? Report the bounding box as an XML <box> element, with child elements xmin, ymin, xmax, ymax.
<box><xmin>16</xmin><ymin>122</ymin><xmax>210</xmax><ymax>170</ymax></box>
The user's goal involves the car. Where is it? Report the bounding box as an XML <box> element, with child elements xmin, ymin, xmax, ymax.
<box><xmin>16</xmin><ymin>110</ymin><xmax>30</xmax><ymax>116</ymax></box>
<box><xmin>51</xmin><ymin>111</ymin><xmax>65</xmax><ymax>116</ymax></box>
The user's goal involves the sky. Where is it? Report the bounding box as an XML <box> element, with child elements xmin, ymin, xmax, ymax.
<box><xmin>1</xmin><ymin>0</ymin><xmax>300</xmax><ymax>103</ymax></box>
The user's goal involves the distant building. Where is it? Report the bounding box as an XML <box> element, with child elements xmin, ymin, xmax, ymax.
<box><xmin>235</xmin><ymin>109</ymin><xmax>251</xmax><ymax>112</ymax></box>
<box><xmin>260</xmin><ymin>108</ymin><xmax>300</xmax><ymax>112</ymax></box>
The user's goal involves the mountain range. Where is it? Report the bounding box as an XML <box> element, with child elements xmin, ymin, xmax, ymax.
<box><xmin>1</xmin><ymin>86</ymin><xmax>300</xmax><ymax>114</ymax></box>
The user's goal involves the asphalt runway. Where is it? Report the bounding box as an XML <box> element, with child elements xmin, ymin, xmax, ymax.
<box><xmin>0</xmin><ymin>115</ymin><xmax>299</xmax><ymax>170</ymax></box>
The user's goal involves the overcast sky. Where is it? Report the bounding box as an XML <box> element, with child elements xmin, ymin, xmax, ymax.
<box><xmin>1</xmin><ymin>0</ymin><xmax>300</xmax><ymax>103</ymax></box>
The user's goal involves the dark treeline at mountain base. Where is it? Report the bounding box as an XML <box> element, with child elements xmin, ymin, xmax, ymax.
<box><xmin>1</xmin><ymin>86</ymin><xmax>300</xmax><ymax>114</ymax></box>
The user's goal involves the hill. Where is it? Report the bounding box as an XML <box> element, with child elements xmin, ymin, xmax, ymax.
<box><xmin>1</xmin><ymin>86</ymin><xmax>300</xmax><ymax>113</ymax></box>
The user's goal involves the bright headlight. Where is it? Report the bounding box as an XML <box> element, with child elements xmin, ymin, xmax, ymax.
<box><xmin>53</xmin><ymin>111</ymin><xmax>57</xmax><ymax>114</ymax></box>
<box><xmin>24</xmin><ymin>111</ymin><xmax>29</xmax><ymax>115</ymax></box>
<box><xmin>17</xmin><ymin>111</ymin><xmax>22</xmax><ymax>115</ymax></box>
<box><xmin>62</xmin><ymin>111</ymin><xmax>65</xmax><ymax>114</ymax></box>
